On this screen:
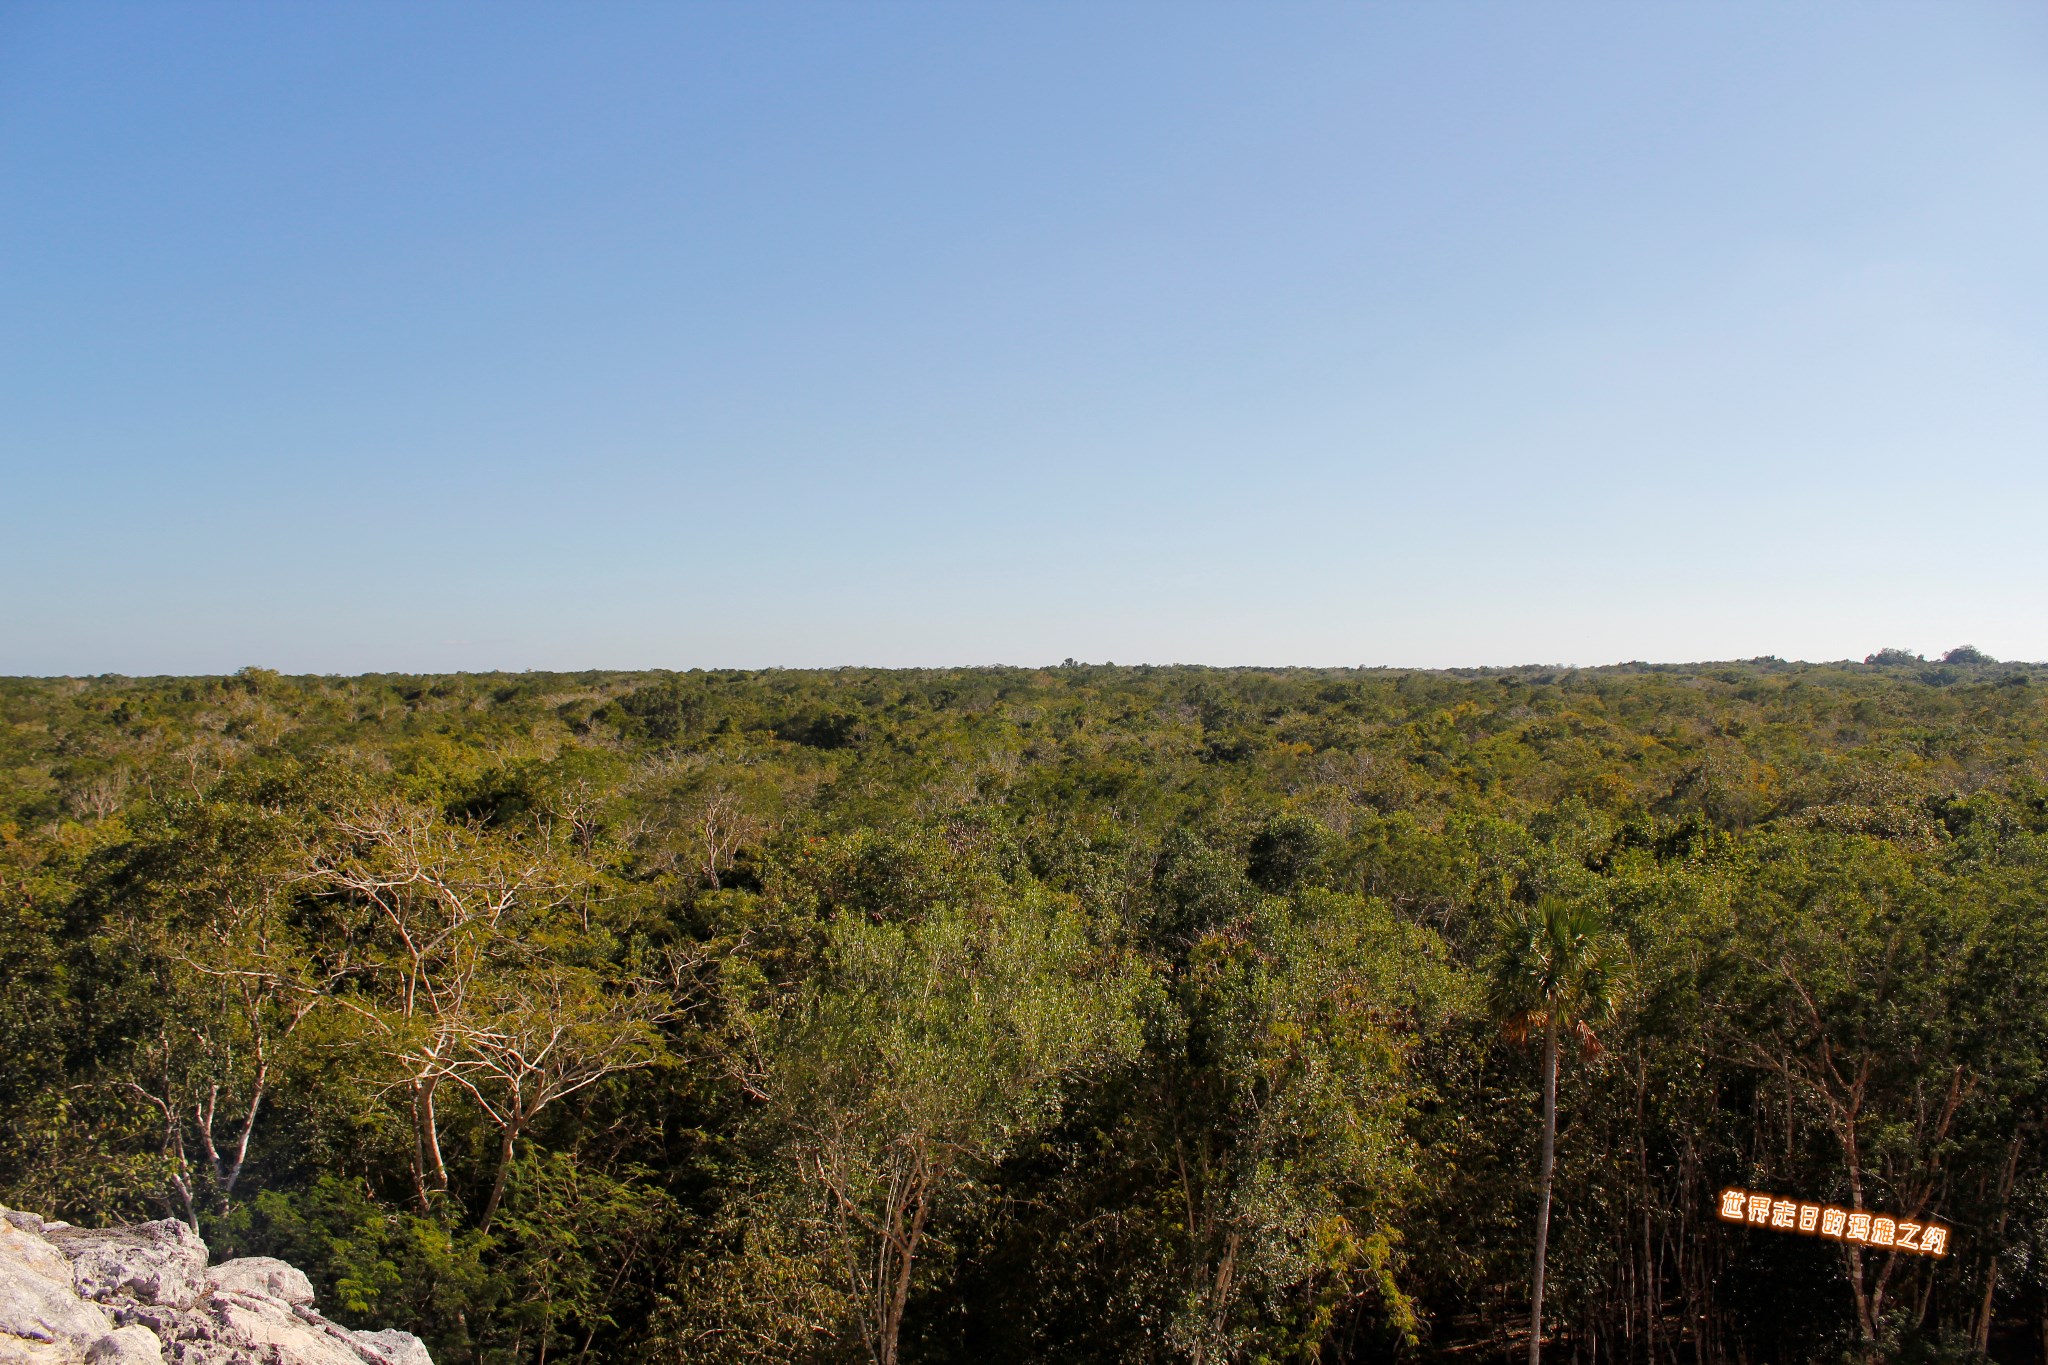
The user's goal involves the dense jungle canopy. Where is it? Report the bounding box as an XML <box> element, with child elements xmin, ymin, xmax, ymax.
<box><xmin>2</xmin><ymin>657</ymin><xmax>2045</xmax><ymax>1365</ymax></box>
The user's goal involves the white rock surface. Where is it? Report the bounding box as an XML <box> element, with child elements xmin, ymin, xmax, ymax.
<box><xmin>350</xmin><ymin>1331</ymin><xmax>433</xmax><ymax>1365</ymax></box>
<box><xmin>0</xmin><ymin>1207</ymin><xmax>432</xmax><ymax>1365</ymax></box>
<box><xmin>83</xmin><ymin>1327</ymin><xmax>161</xmax><ymax>1364</ymax></box>
<box><xmin>45</xmin><ymin>1223</ymin><xmax>206</xmax><ymax>1312</ymax></box>
<box><xmin>206</xmin><ymin>1293</ymin><xmax>369</xmax><ymax>1365</ymax></box>
<box><xmin>202</xmin><ymin>1261</ymin><xmax>312</xmax><ymax>1308</ymax></box>
<box><xmin>0</xmin><ymin>1218</ymin><xmax>114</xmax><ymax>1361</ymax></box>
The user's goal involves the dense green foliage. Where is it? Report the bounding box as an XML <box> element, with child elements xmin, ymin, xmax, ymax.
<box><xmin>3</xmin><ymin>658</ymin><xmax>2045</xmax><ymax>1364</ymax></box>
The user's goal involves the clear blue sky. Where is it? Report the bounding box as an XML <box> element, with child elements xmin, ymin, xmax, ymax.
<box><xmin>4</xmin><ymin>2</ymin><xmax>2044</xmax><ymax>674</ymax></box>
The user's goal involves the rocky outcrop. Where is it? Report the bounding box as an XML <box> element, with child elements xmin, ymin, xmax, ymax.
<box><xmin>0</xmin><ymin>1207</ymin><xmax>430</xmax><ymax>1365</ymax></box>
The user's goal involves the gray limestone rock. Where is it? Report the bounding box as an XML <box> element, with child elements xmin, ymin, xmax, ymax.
<box><xmin>203</xmin><ymin>1294</ymin><xmax>367</xmax><ymax>1365</ymax></box>
<box><xmin>85</xmin><ymin>1326</ymin><xmax>164</xmax><ymax>1364</ymax></box>
<box><xmin>0</xmin><ymin>1206</ymin><xmax>434</xmax><ymax>1365</ymax></box>
<box><xmin>202</xmin><ymin>1261</ymin><xmax>313</xmax><ymax>1308</ymax></box>
<box><xmin>46</xmin><ymin>1222</ymin><xmax>207</xmax><ymax>1311</ymax></box>
<box><xmin>350</xmin><ymin>1330</ymin><xmax>433</xmax><ymax>1365</ymax></box>
<box><xmin>0</xmin><ymin>1216</ymin><xmax>115</xmax><ymax>1359</ymax></box>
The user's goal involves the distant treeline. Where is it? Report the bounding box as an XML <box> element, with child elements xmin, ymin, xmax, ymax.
<box><xmin>2</xmin><ymin>658</ymin><xmax>2045</xmax><ymax>1365</ymax></box>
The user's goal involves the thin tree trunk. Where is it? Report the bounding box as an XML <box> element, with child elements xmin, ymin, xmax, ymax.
<box><xmin>1205</xmin><ymin>1229</ymin><xmax>1245</xmax><ymax>1361</ymax></box>
<box><xmin>221</xmin><ymin>1069</ymin><xmax>264</xmax><ymax>1199</ymax></box>
<box><xmin>479</xmin><ymin>1127</ymin><xmax>518</xmax><ymax>1232</ymax></box>
<box><xmin>171</xmin><ymin>1171</ymin><xmax>198</xmax><ymax>1230</ymax></box>
<box><xmin>195</xmin><ymin>1085</ymin><xmax>223</xmax><ymax>1188</ymax></box>
<box><xmin>1532</xmin><ymin>1016</ymin><xmax>1560</xmax><ymax>1365</ymax></box>
<box><xmin>406</xmin><ymin>1080</ymin><xmax>443</xmax><ymax>1212</ymax></box>
<box><xmin>419</xmin><ymin>1079</ymin><xmax>450</xmax><ymax>1194</ymax></box>
<box><xmin>1846</xmin><ymin>1243</ymin><xmax>1875</xmax><ymax>1345</ymax></box>
<box><xmin>1638</xmin><ymin>1056</ymin><xmax>1658</xmax><ymax>1365</ymax></box>
<box><xmin>1842</xmin><ymin>1105</ymin><xmax>1877</xmax><ymax>1347</ymax></box>
<box><xmin>1975</xmin><ymin>1130</ymin><xmax>2025</xmax><ymax>1353</ymax></box>
<box><xmin>878</xmin><ymin>1163</ymin><xmax>929</xmax><ymax>1365</ymax></box>
<box><xmin>407</xmin><ymin>1129</ymin><xmax>431</xmax><ymax>1214</ymax></box>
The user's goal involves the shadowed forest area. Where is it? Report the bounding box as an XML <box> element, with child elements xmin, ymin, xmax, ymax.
<box><xmin>2</xmin><ymin>658</ymin><xmax>2045</xmax><ymax>1365</ymax></box>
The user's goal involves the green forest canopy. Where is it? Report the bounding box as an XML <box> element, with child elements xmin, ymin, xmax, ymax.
<box><xmin>2</xmin><ymin>657</ymin><xmax>2045</xmax><ymax>1364</ymax></box>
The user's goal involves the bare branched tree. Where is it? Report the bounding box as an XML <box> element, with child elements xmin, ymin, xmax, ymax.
<box><xmin>70</xmin><ymin>768</ymin><xmax>131</xmax><ymax>821</ymax></box>
<box><xmin>311</xmin><ymin>798</ymin><xmax>575</xmax><ymax>1211</ymax></box>
<box><xmin>438</xmin><ymin>967</ymin><xmax>671</xmax><ymax>1230</ymax></box>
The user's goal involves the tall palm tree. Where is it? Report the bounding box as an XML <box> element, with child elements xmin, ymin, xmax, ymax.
<box><xmin>1491</xmin><ymin>896</ymin><xmax>1620</xmax><ymax>1365</ymax></box>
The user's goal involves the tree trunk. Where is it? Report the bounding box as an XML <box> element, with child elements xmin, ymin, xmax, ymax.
<box><xmin>1637</xmin><ymin>1056</ymin><xmax>1658</xmax><ymax>1365</ymax></box>
<box><xmin>1973</xmin><ymin>1130</ymin><xmax>2025</xmax><ymax>1352</ymax></box>
<box><xmin>1531</xmin><ymin>1016</ymin><xmax>1560</xmax><ymax>1365</ymax></box>
<box><xmin>1846</xmin><ymin>1243</ymin><xmax>1876</xmax><ymax>1346</ymax></box>
<box><xmin>1200</xmin><ymin>1229</ymin><xmax>1244</xmax><ymax>1364</ymax></box>
<box><xmin>411</xmin><ymin>1078</ymin><xmax>451</xmax><ymax>1202</ymax></box>
<box><xmin>479</xmin><ymin>1127</ymin><xmax>517</xmax><ymax>1233</ymax></box>
<box><xmin>1841</xmin><ymin>1106</ymin><xmax>1877</xmax><ymax>1346</ymax></box>
<box><xmin>221</xmin><ymin>1071</ymin><xmax>264</xmax><ymax>1199</ymax></box>
<box><xmin>877</xmin><ymin>1165</ymin><xmax>929</xmax><ymax>1365</ymax></box>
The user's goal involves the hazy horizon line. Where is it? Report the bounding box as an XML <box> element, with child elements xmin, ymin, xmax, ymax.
<box><xmin>7</xmin><ymin>652</ymin><xmax>2036</xmax><ymax>684</ymax></box>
